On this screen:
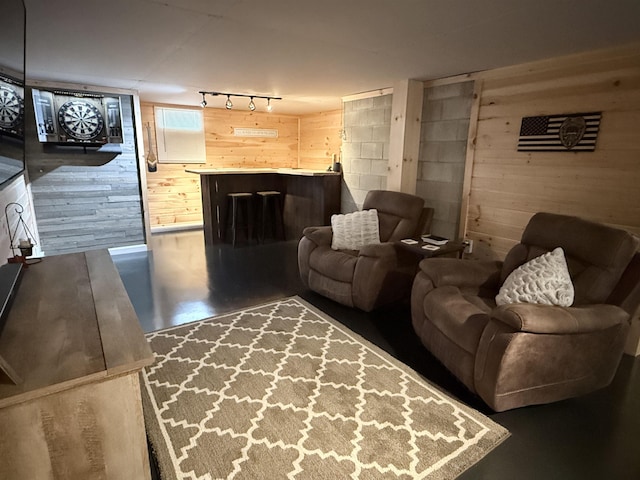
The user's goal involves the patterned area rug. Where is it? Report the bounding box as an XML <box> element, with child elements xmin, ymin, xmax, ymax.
<box><xmin>141</xmin><ymin>297</ymin><xmax>508</xmax><ymax>479</ymax></box>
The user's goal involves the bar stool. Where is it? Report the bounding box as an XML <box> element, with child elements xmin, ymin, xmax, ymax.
<box><xmin>225</xmin><ymin>192</ymin><xmax>254</xmax><ymax>247</ymax></box>
<box><xmin>256</xmin><ymin>190</ymin><xmax>285</xmax><ymax>243</ymax></box>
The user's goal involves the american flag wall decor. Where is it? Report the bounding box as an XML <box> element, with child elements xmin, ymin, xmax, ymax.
<box><xmin>517</xmin><ymin>112</ymin><xmax>601</xmax><ymax>152</ymax></box>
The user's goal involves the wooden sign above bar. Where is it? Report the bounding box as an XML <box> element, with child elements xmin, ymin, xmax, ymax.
<box><xmin>233</xmin><ymin>128</ymin><xmax>278</xmax><ymax>138</ymax></box>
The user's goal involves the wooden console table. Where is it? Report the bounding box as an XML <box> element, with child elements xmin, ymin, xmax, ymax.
<box><xmin>187</xmin><ymin>168</ymin><xmax>342</xmax><ymax>245</ymax></box>
<box><xmin>0</xmin><ymin>250</ymin><xmax>154</xmax><ymax>479</ymax></box>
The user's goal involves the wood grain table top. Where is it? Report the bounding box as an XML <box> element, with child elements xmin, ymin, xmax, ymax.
<box><xmin>0</xmin><ymin>249</ymin><xmax>153</xmax><ymax>408</ymax></box>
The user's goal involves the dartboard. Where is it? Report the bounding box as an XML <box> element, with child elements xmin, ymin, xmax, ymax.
<box><xmin>0</xmin><ymin>85</ymin><xmax>23</xmax><ymax>130</ymax></box>
<box><xmin>57</xmin><ymin>100</ymin><xmax>104</xmax><ymax>140</ymax></box>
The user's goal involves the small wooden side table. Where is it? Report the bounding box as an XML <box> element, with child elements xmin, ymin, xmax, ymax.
<box><xmin>396</xmin><ymin>238</ymin><xmax>467</xmax><ymax>259</ymax></box>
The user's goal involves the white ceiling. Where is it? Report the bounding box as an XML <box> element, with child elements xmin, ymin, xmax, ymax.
<box><xmin>24</xmin><ymin>0</ymin><xmax>640</xmax><ymax>114</ymax></box>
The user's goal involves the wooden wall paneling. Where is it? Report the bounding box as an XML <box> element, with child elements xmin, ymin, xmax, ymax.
<box><xmin>476</xmin><ymin>42</ymin><xmax>640</xmax><ymax>84</ymax></box>
<box><xmin>471</xmin><ymin>159</ymin><xmax>640</xmax><ymax>199</ymax></box>
<box><xmin>298</xmin><ymin>109</ymin><xmax>342</xmax><ymax>171</ymax></box>
<box><xmin>468</xmin><ymin>175</ymin><xmax>639</xmax><ymax>236</ymax></box>
<box><xmin>463</xmin><ymin>46</ymin><xmax>640</xmax><ymax>261</ymax></box>
<box><xmin>479</xmin><ymin>60</ymin><xmax>640</xmax><ymax>100</ymax></box>
<box><xmin>464</xmin><ymin>231</ymin><xmax>519</xmax><ymax>262</ymax></box>
<box><xmin>479</xmin><ymin>87</ymin><xmax>640</xmax><ymax>123</ymax></box>
<box><xmin>146</xmin><ymin>163</ymin><xmax>203</xmax><ymax>227</ymax></box>
<box><xmin>466</xmin><ymin>206</ymin><xmax>532</xmax><ymax>243</ymax></box>
<box><xmin>202</xmin><ymin>109</ymin><xmax>298</xmax><ymax>167</ymax></box>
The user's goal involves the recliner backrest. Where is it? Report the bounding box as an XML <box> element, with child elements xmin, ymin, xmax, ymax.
<box><xmin>362</xmin><ymin>190</ymin><xmax>425</xmax><ymax>242</ymax></box>
<box><xmin>501</xmin><ymin>212</ymin><xmax>638</xmax><ymax>305</ymax></box>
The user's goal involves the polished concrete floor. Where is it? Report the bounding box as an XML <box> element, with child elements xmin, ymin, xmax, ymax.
<box><xmin>114</xmin><ymin>229</ymin><xmax>640</xmax><ymax>480</ymax></box>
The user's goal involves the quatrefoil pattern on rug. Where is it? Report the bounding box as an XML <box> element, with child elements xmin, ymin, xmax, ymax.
<box><xmin>141</xmin><ymin>297</ymin><xmax>508</xmax><ymax>480</ymax></box>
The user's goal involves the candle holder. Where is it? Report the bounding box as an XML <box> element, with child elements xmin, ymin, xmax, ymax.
<box><xmin>19</xmin><ymin>241</ymin><xmax>33</xmax><ymax>257</ymax></box>
<box><xmin>4</xmin><ymin>202</ymin><xmax>37</xmax><ymax>267</ymax></box>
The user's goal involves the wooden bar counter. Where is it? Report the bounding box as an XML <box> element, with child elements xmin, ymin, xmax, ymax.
<box><xmin>187</xmin><ymin>168</ymin><xmax>342</xmax><ymax>245</ymax></box>
<box><xmin>0</xmin><ymin>250</ymin><xmax>154</xmax><ymax>479</ymax></box>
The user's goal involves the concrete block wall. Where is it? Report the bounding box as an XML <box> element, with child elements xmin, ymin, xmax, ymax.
<box><xmin>417</xmin><ymin>82</ymin><xmax>474</xmax><ymax>239</ymax></box>
<box><xmin>340</xmin><ymin>95</ymin><xmax>392</xmax><ymax>212</ymax></box>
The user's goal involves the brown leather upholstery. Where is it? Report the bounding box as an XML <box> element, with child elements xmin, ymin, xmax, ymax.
<box><xmin>411</xmin><ymin>212</ymin><xmax>640</xmax><ymax>411</ymax></box>
<box><xmin>298</xmin><ymin>190</ymin><xmax>432</xmax><ymax>312</ymax></box>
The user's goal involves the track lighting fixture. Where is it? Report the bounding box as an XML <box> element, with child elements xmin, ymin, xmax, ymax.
<box><xmin>198</xmin><ymin>91</ymin><xmax>282</xmax><ymax>112</ymax></box>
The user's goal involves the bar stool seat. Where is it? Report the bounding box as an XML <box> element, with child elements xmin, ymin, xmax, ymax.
<box><xmin>225</xmin><ymin>192</ymin><xmax>254</xmax><ymax>247</ymax></box>
<box><xmin>256</xmin><ymin>190</ymin><xmax>285</xmax><ymax>243</ymax></box>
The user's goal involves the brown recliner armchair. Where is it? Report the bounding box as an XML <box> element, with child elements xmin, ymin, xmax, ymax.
<box><xmin>298</xmin><ymin>190</ymin><xmax>433</xmax><ymax>312</ymax></box>
<box><xmin>411</xmin><ymin>212</ymin><xmax>640</xmax><ymax>411</ymax></box>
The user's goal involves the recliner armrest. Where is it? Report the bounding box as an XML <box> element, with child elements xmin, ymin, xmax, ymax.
<box><xmin>419</xmin><ymin>258</ymin><xmax>502</xmax><ymax>289</ymax></box>
<box><xmin>302</xmin><ymin>226</ymin><xmax>332</xmax><ymax>247</ymax></box>
<box><xmin>492</xmin><ymin>303</ymin><xmax>630</xmax><ymax>334</ymax></box>
<box><xmin>358</xmin><ymin>242</ymin><xmax>397</xmax><ymax>263</ymax></box>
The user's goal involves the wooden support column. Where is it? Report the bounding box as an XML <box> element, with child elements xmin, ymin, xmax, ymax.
<box><xmin>458</xmin><ymin>79</ymin><xmax>482</xmax><ymax>239</ymax></box>
<box><xmin>387</xmin><ymin>79</ymin><xmax>423</xmax><ymax>194</ymax></box>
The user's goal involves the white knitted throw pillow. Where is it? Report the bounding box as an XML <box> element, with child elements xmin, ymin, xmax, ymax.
<box><xmin>496</xmin><ymin>247</ymin><xmax>574</xmax><ymax>307</ymax></box>
<box><xmin>331</xmin><ymin>209</ymin><xmax>381</xmax><ymax>250</ymax></box>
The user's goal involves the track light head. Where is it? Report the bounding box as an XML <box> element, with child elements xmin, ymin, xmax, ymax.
<box><xmin>248</xmin><ymin>97</ymin><xmax>256</xmax><ymax>111</ymax></box>
<box><xmin>225</xmin><ymin>95</ymin><xmax>233</xmax><ymax>110</ymax></box>
<box><xmin>200</xmin><ymin>93</ymin><xmax>207</xmax><ymax>108</ymax></box>
<box><xmin>266</xmin><ymin>98</ymin><xmax>273</xmax><ymax>112</ymax></box>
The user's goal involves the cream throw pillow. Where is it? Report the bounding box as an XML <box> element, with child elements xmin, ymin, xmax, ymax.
<box><xmin>331</xmin><ymin>209</ymin><xmax>381</xmax><ymax>250</ymax></box>
<box><xmin>496</xmin><ymin>247</ymin><xmax>574</xmax><ymax>307</ymax></box>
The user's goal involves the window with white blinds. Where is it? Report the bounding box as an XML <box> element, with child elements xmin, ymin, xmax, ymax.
<box><xmin>154</xmin><ymin>106</ymin><xmax>206</xmax><ymax>164</ymax></box>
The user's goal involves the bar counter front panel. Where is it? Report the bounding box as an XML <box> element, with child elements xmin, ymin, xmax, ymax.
<box><xmin>188</xmin><ymin>168</ymin><xmax>342</xmax><ymax>245</ymax></box>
